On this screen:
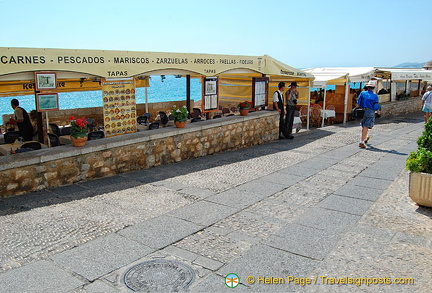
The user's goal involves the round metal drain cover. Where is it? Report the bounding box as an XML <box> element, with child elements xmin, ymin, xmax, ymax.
<box><xmin>123</xmin><ymin>259</ymin><xmax>195</xmax><ymax>292</ymax></box>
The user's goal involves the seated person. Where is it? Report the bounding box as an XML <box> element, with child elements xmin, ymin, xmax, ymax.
<box><xmin>8</xmin><ymin>99</ymin><xmax>34</xmax><ymax>141</ymax></box>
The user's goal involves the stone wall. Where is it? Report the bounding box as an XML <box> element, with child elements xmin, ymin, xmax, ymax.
<box><xmin>380</xmin><ymin>97</ymin><xmax>422</xmax><ymax>118</ymax></box>
<box><xmin>0</xmin><ymin>111</ymin><xmax>279</xmax><ymax>197</ymax></box>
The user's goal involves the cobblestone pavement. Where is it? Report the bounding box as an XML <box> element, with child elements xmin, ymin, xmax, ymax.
<box><xmin>0</xmin><ymin>114</ymin><xmax>431</xmax><ymax>292</ymax></box>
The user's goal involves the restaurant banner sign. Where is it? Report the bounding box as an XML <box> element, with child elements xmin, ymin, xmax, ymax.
<box><xmin>391</xmin><ymin>71</ymin><xmax>432</xmax><ymax>81</ymax></box>
<box><xmin>101</xmin><ymin>78</ymin><xmax>137</xmax><ymax>137</ymax></box>
<box><xmin>0</xmin><ymin>47</ymin><xmax>262</xmax><ymax>78</ymax></box>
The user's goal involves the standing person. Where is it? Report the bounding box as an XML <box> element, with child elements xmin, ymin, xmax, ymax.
<box><xmin>421</xmin><ymin>86</ymin><xmax>432</xmax><ymax>123</ymax></box>
<box><xmin>273</xmin><ymin>82</ymin><xmax>288</xmax><ymax>139</ymax></box>
<box><xmin>284</xmin><ymin>82</ymin><xmax>298</xmax><ymax>139</ymax></box>
<box><xmin>357</xmin><ymin>81</ymin><xmax>380</xmax><ymax>148</ymax></box>
<box><xmin>9</xmin><ymin>99</ymin><xmax>34</xmax><ymax>141</ymax></box>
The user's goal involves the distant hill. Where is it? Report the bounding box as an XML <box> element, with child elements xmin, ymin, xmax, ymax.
<box><xmin>393</xmin><ymin>62</ymin><xmax>425</xmax><ymax>68</ymax></box>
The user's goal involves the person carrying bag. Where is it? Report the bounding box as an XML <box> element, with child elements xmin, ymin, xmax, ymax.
<box><xmin>357</xmin><ymin>81</ymin><xmax>381</xmax><ymax>148</ymax></box>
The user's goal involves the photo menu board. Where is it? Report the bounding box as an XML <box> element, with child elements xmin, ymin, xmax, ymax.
<box><xmin>101</xmin><ymin>78</ymin><xmax>137</xmax><ymax>138</ymax></box>
<box><xmin>202</xmin><ymin>77</ymin><xmax>219</xmax><ymax>112</ymax></box>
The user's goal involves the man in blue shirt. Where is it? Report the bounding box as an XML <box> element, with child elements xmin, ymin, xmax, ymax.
<box><xmin>357</xmin><ymin>81</ymin><xmax>380</xmax><ymax>148</ymax></box>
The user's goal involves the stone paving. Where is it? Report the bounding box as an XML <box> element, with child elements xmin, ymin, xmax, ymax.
<box><xmin>0</xmin><ymin>114</ymin><xmax>431</xmax><ymax>292</ymax></box>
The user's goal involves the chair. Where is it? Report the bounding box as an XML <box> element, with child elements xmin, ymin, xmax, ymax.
<box><xmin>325</xmin><ymin>105</ymin><xmax>336</xmax><ymax>124</ymax></box>
<box><xmin>86</xmin><ymin>118</ymin><xmax>96</xmax><ymax>131</ymax></box>
<box><xmin>213</xmin><ymin>114</ymin><xmax>222</xmax><ymax>119</ymax></box>
<box><xmin>4</xmin><ymin>131</ymin><xmax>20</xmax><ymax>144</ymax></box>
<box><xmin>310</xmin><ymin>107</ymin><xmax>322</xmax><ymax>127</ymax></box>
<box><xmin>190</xmin><ymin>108</ymin><xmax>202</xmax><ymax>119</ymax></box>
<box><xmin>299</xmin><ymin>106</ymin><xmax>309</xmax><ymax>125</ymax></box>
<box><xmin>49</xmin><ymin>123</ymin><xmax>62</xmax><ymax>137</ymax></box>
<box><xmin>191</xmin><ymin>117</ymin><xmax>202</xmax><ymax>123</ymax></box>
<box><xmin>158</xmin><ymin>111</ymin><xmax>169</xmax><ymax>126</ymax></box>
<box><xmin>137</xmin><ymin>116</ymin><xmax>149</xmax><ymax>125</ymax></box>
<box><xmin>149</xmin><ymin>122</ymin><xmax>159</xmax><ymax>130</ymax></box>
<box><xmin>21</xmin><ymin>142</ymin><xmax>42</xmax><ymax>150</ymax></box>
<box><xmin>168</xmin><ymin>114</ymin><xmax>175</xmax><ymax>121</ymax></box>
<box><xmin>88</xmin><ymin>131</ymin><xmax>105</xmax><ymax>140</ymax></box>
<box><xmin>48</xmin><ymin>133</ymin><xmax>61</xmax><ymax>147</ymax></box>
<box><xmin>226</xmin><ymin>113</ymin><xmax>235</xmax><ymax>117</ymax></box>
<box><xmin>230</xmin><ymin>107</ymin><xmax>238</xmax><ymax>113</ymax></box>
<box><xmin>222</xmin><ymin>108</ymin><xmax>230</xmax><ymax>116</ymax></box>
<box><xmin>60</xmin><ymin>126</ymin><xmax>72</xmax><ymax>136</ymax></box>
<box><xmin>15</xmin><ymin>148</ymin><xmax>34</xmax><ymax>153</ymax></box>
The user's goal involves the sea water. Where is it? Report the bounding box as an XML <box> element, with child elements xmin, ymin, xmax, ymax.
<box><xmin>0</xmin><ymin>75</ymin><xmax>202</xmax><ymax>125</ymax></box>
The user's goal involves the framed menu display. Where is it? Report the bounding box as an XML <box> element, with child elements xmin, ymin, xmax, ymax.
<box><xmin>35</xmin><ymin>72</ymin><xmax>57</xmax><ymax>91</ymax></box>
<box><xmin>202</xmin><ymin>77</ymin><xmax>219</xmax><ymax>113</ymax></box>
<box><xmin>252</xmin><ymin>77</ymin><xmax>269</xmax><ymax>108</ymax></box>
<box><xmin>101</xmin><ymin>78</ymin><xmax>137</xmax><ymax>138</ymax></box>
<box><xmin>36</xmin><ymin>93</ymin><xmax>59</xmax><ymax>111</ymax></box>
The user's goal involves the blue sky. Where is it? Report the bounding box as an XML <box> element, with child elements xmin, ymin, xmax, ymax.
<box><xmin>0</xmin><ymin>0</ymin><xmax>431</xmax><ymax>68</ymax></box>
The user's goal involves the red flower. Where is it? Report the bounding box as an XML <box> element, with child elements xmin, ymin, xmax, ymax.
<box><xmin>69</xmin><ymin>116</ymin><xmax>76</xmax><ymax>120</ymax></box>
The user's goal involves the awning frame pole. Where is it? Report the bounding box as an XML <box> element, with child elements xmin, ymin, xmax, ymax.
<box><xmin>321</xmin><ymin>86</ymin><xmax>327</xmax><ymax>127</ymax></box>
<box><xmin>307</xmin><ymin>80</ymin><xmax>310</xmax><ymax>130</ymax></box>
<box><xmin>343</xmin><ymin>74</ymin><xmax>349</xmax><ymax>124</ymax></box>
<box><xmin>45</xmin><ymin>112</ymin><xmax>51</xmax><ymax>148</ymax></box>
<box><xmin>186</xmin><ymin>75</ymin><xmax>191</xmax><ymax>114</ymax></box>
<box><xmin>144</xmin><ymin>87</ymin><xmax>149</xmax><ymax>113</ymax></box>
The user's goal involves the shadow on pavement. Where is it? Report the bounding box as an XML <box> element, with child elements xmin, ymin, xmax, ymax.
<box><xmin>365</xmin><ymin>146</ymin><xmax>408</xmax><ymax>156</ymax></box>
<box><xmin>0</xmin><ymin>114</ymin><xmax>424</xmax><ymax>217</ymax></box>
<box><xmin>415</xmin><ymin>206</ymin><xmax>432</xmax><ymax>219</ymax></box>
<box><xmin>0</xmin><ymin>128</ymin><xmax>334</xmax><ymax>217</ymax></box>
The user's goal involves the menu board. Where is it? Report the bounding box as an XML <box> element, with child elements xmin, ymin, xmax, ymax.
<box><xmin>202</xmin><ymin>77</ymin><xmax>219</xmax><ymax>112</ymax></box>
<box><xmin>101</xmin><ymin>78</ymin><xmax>137</xmax><ymax>137</ymax></box>
<box><xmin>252</xmin><ymin>77</ymin><xmax>269</xmax><ymax>108</ymax></box>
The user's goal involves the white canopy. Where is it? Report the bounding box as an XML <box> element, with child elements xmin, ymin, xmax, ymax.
<box><xmin>303</xmin><ymin>67</ymin><xmax>374</xmax><ymax>125</ymax></box>
<box><xmin>304</xmin><ymin>67</ymin><xmax>375</xmax><ymax>88</ymax></box>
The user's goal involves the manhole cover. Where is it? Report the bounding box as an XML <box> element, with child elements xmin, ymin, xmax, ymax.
<box><xmin>123</xmin><ymin>259</ymin><xmax>195</xmax><ymax>292</ymax></box>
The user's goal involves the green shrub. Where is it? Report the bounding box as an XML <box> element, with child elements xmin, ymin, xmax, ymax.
<box><xmin>407</xmin><ymin>119</ymin><xmax>432</xmax><ymax>173</ymax></box>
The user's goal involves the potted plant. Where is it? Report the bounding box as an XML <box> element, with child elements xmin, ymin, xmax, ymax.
<box><xmin>171</xmin><ymin>105</ymin><xmax>189</xmax><ymax>128</ymax></box>
<box><xmin>238</xmin><ymin>101</ymin><xmax>252</xmax><ymax>116</ymax></box>
<box><xmin>69</xmin><ymin>116</ymin><xmax>89</xmax><ymax>147</ymax></box>
<box><xmin>406</xmin><ymin>118</ymin><xmax>432</xmax><ymax>207</ymax></box>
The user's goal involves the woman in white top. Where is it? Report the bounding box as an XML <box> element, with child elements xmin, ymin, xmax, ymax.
<box><xmin>422</xmin><ymin>85</ymin><xmax>432</xmax><ymax>123</ymax></box>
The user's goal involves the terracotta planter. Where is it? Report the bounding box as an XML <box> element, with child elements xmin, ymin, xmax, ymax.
<box><xmin>409</xmin><ymin>172</ymin><xmax>432</xmax><ymax>207</ymax></box>
<box><xmin>175</xmin><ymin>121</ymin><xmax>186</xmax><ymax>128</ymax></box>
<box><xmin>239</xmin><ymin>109</ymin><xmax>249</xmax><ymax>116</ymax></box>
<box><xmin>70</xmin><ymin>136</ymin><xmax>88</xmax><ymax>147</ymax></box>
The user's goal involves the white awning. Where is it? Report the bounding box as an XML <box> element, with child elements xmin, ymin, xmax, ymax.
<box><xmin>304</xmin><ymin>67</ymin><xmax>374</xmax><ymax>88</ymax></box>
